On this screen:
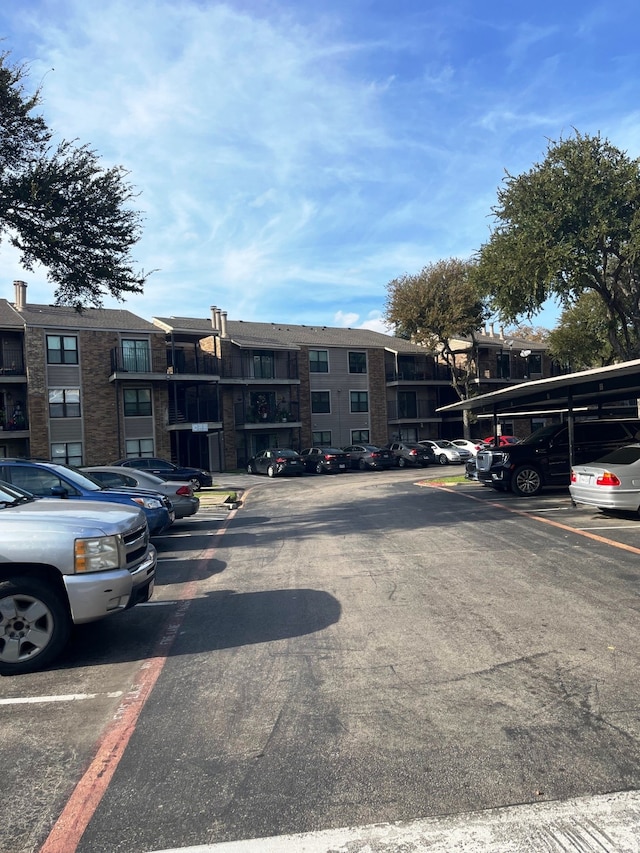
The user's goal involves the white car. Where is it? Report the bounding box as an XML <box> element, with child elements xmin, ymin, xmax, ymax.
<box><xmin>451</xmin><ymin>438</ymin><xmax>485</xmax><ymax>458</ymax></box>
<box><xmin>419</xmin><ymin>440</ymin><xmax>465</xmax><ymax>465</ymax></box>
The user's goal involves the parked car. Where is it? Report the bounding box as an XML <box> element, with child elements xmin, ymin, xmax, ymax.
<box><xmin>483</xmin><ymin>435</ymin><xmax>519</xmax><ymax>447</ymax></box>
<box><xmin>300</xmin><ymin>447</ymin><xmax>350</xmax><ymax>474</ymax></box>
<box><xmin>419</xmin><ymin>439</ymin><xmax>466</xmax><ymax>465</ymax></box>
<box><xmin>0</xmin><ymin>459</ymin><xmax>174</xmax><ymax>535</ymax></box>
<box><xmin>247</xmin><ymin>448</ymin><xmax>305</xmax><ymax>477</ymax></box>
<box><xmin>112</xmin><ymin>457</ymin><xmax>213</xmax><ymax>490</ymax></box>
<box><xmin>385</xmin><ymin>441</ymin><xmax>434</xmax><ymax>468</ymax></box>
<box><xmin>570</xmin><ymin>444</ymin><xmax>640</xmax><ymax>514</ymax></box>
<box><xmin>451</xmin><ymin>438</ymin><xmax>486</xmax><ymax>457</ymax></box>
<box><xmin>81</xmin><ymin>466</ymin><xmax>200</xmax><ymax>519</ymax></box>
<box><xmin>476</xmin><ymin>419</ymin><xmax>640</xmax><ymax>496</ymax></box>
<box><xmin>0</xmin><ymin>478</ymin><xmax>156</xmax><ymax>675</ymax></box>
<box><xmin>342</xmin><ymin>444</ymin><xmax>395</xmax><ymax>471</ymax></box>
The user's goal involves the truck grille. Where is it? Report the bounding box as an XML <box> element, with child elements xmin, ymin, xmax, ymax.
<box><xmin>476</xmin><ymin>451</ymin><xmax>499</xmax><ymax>472</ymax></box>
<box><xmin>123</xmin><ymin>521</ymin><xmax>150</xmax><ymax>569</ymax></box>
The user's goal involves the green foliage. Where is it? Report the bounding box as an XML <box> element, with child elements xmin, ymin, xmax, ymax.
<box><xmin>476</xmin><ymin>131</ymin><xmax>640</xmax><ymax>360</ymax></box>
<box><xmin>0</xmin><ymin>52</ymin><xmax>148</xmax><ymax>308</ymax></box>
<box><xmin>385</xmin><ymin>258</ymin><xmax>490</xmax><ymax>402</ymax></box>
<box><xmin>546</xmin><ymin>292</ymin><xmax>615</xmax><ymax>370</ymax></box>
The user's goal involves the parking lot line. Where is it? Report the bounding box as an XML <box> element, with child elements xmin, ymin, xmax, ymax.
<box><xmin>0</xmin><ymin>692</ymin><xmax>123</xmax><ymax>705</ymax></box>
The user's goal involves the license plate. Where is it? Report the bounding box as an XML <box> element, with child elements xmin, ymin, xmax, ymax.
<box><xmin>578</xmin><ymin>473</ymin><xmax>592</xmax><ymax>484</ymax></box>
<box><xmin>339</xmin><ymin>464</ymin><xmax>346</xmax><ymax>469</ymax></box>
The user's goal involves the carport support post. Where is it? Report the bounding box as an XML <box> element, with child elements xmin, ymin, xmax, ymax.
<box><xmin>567</xmin><ymin>390</ymin><xmax>575</xmax><ymax>500</ymax></box>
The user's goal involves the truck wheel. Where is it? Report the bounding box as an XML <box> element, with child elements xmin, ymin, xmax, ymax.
<box><xmin>0</xmin><ymin>577</ymin><xmax>71</xmax><ymax>675</ymax></box>
<box><xmin>511</xmin><ymin>465</ymin><xmax>542</xmax><ymax>497</ymax></box>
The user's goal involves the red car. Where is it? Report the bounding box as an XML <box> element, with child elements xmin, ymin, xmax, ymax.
<box><xmin>483</xmin><ymin>435</ymin><xmax>519</xmax><ymax>446</ymax></box>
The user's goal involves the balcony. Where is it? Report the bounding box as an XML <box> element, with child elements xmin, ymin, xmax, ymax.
<box><xmin>385</xmin><ymin>363</ymin><xmax>451</xmax><ymax>383</ymax></box>
<box><xmin>168</xmin><ymin>399</ymin><xmax>220</xmax><ymax>427</ymax></box>
<box><xmin>387</xmin><ymin>399</ymin><xmax>439</xmax><ymax>421</ymax></box>
<box><xmin>110</xmin><ymin>348</ymin><xmax>220</xmax><ymax>378</ymax></box>
<box><xmin>0</xmin><ymin>346</ymin><xmax>25</xmax><ymax>376</ymax></box>
<box><xmin>234</xmin><ymin>400</ymin><xmax>300</xmax><ymax>426</ymax></box>
<box><xmin>221</xmin><ymin>353</ymin><xmax>299</xmax><ymax>381</ymax></box>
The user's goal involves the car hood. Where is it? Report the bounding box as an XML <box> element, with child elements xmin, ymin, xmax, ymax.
<box><xmin>2</xmin><ymin>498</ymin><xmax>144</xmax><ymax>535</ymax></box>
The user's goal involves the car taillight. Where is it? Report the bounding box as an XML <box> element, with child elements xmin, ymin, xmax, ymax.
<box><xmin>570</xmin><ymin>471</ymin><xmax>577</xmax><ymax>483</ymax></box>
<box><xmin>324</xmin><ymin>454</ymin><xmax>334</xmax><ymax>460</ymax></box>
<box><xmin>409</xmin><ymin>449</ymin><xmax>417</xmax><ymax>455</ymax></box>
<box><xmin>371</xmin><ymin>452</ymin><xmax>380</xmax><ymax>458</ymax></box>
<box><xmin>176</xmin><ymin>485</ymin><xmax>192</xmax><ymax>496</ymax></box>
<box><xmin>596</xmin><ymin>471</ymin><xmax>621</xmax><ymax>486</ymax></box>
<box><xmin>275</xmin><ymin>456</ymin><xmax>287</xmax><ymax>463</ymax></box>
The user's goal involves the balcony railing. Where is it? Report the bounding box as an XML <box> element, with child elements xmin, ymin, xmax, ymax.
<box><xmin>0</xmin><ymin>346</ymin><xmax>25</xmax><ymax>375</ymax></box>
<box><xmin>111</xmin><ymin>348</ymin><xmax>220</xmax><ymax>376</ymax></box>
<box><xmin>221</xmin><ymin>353</ymin><xmax>299</xmax><ymax>381</ymax></box>
<box><xmin>385</xmin><ymin>363</ymin><xmax>451</xmax><ymax>382</ymax></box>
<box><xmin>387</xmin><ymin>399</ymin><xmax>438</xmax><ymax>420</ymax></box>
<box><xmin>168</xmin><ymin>400</ymin><xmax>220</xmax><ymax>425</ymax></box>
<box><xmin>234</xmin><ymin>401</ymin><xmax>300</xmax><ymax>425</ymax></box>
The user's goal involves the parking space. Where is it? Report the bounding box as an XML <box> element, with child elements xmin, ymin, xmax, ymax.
<box><xmin>432</xmin><ymin>479</ymin><xmax>640</xmax><ymax>552</ymax></box>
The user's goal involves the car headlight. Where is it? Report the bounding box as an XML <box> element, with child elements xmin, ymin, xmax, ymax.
<box><xmin>132</xmin><ymin>496</ymin><xmax>162</xmax><ymax>510</ymax></box>
<box><xmin>75</xmin><ymin>535</ymin><xmax>121</xmax><ymax>573</ymax></box>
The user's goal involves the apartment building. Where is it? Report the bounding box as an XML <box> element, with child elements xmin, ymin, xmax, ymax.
<box><xmin>0</xmin><ymin>281</ymin><xmax>555</xmax><ymax>471</ymax></box>
<box><xmin>0</xmin><ymin>281</ymin><xmax>171</xmax><ymax>465</ymax></box>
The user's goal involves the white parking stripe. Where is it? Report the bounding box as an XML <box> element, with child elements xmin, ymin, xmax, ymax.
<box><xmin>148</xmin><ymin>789</ymin><xmax>640</xmax><ymax>852</ymax></box>
<box><xmin>0</xmin><ymin>692</ymin><xmax>123</xmax><ymax>705</ymax></box>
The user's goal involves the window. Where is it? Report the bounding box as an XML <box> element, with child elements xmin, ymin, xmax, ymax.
<box><xmin>253</xmin><ymin>352</ymin><xmax>274</xmax><ymax>379</ymax></box>
<box><xmin>312</xmin><ymin>431</ymin><xmax>331</xmax><ymax>444</ymax></box>
<box><xmin>125</xmin><ymin>438</ymin><xmax>154</xmax><ymax>457</ymax></box>
<box><xmin>528</xmin><ymin>353</ymin><xmax>542</xmax><ymax>374</ymax></box>
<box><xmin>51</xmin><ymin>442</ymin><xmax>83</xmax><ymax>466</ymax></box>
<box><xmin>122</xmin><ymin>339</ymin><xmax>150</xmax><ymax>372</ymax></box>
<box><xmin>398</xmin><ymin>391</ymin><xmax>417</xmax><ymax>419</ymax></box>
<box><xmin>349</xmin><ymin>352</ymin><xmax>367</xmax><ymax>374</ymax></box>
<box><xmin>497</xmin><ymin>353</ymin><xmax>510</xmax><ymax>379</ymax></box>
<box><xmin>311</xmin><ymin>391</ymin><xmax>330</xmax><ymax>413</ymax></box>
<box><xmin>309</xmin><ymin>350</ymin><xmax>329</xmax><ymax>373</ymax></box>
<box><xmin>123</xmin><ymin>388</ymin><xmax>152</xmax><ymax>417</ymax></box>
<box><xmin>351</xmin><ymin>429</ymin><xmax>369</xmax><ymax>443</ymax></box>
<box><xmin>48</xmin><ymin>389</ymin><xmax>80</xmax><ymax>418</ymax></box>
<box><xmin>350</xmin><ymin>391</ymin><xmax>368</xmax><ymax>413</ymax></box>
<box><xmin>47</xmin><ymin>335</ymin><xmax>78</xmax><ymax>365</ymax></box>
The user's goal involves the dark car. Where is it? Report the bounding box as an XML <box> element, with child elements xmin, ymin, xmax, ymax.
<box><xmin>112</xmin><ymin>456</ymin><xmax>213</xmax><ymax>489</ymax></box>
<box><xmin>247</xmin><ymin>448</ymin><xmax>305</xmax><ymax>477</ymax></box>
<box><xmin>385</xmin><ymin>441</ymin><xmax>434</xmax><ymax>468</ymax></box>
<box><xmin>300</xmin><ymin>447</ymin><xmax>350</xmax><ymax>474</ymax></box>
<box><xmin>82</xmin><ymin>466</ymin><xmax>200</xmax><ymax>519</ymax></box>
<box><xmin>342</xmin><ymin>444</ymin><xmax>395</xmax><ymax>471</ymax></box>
<box><xmin>0</xmin><ymin>459</ymin><xmax>174</xmax><ymax>535</ymax></box>
<box><xmin>476</xmin><ymin>419</ymin><xmax>640</xmax><ymax>496</ymax></box>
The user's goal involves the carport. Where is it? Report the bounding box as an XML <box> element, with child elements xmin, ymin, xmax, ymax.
<box><xmin>437</xmin><ymin>359</ymin><xmax>640</xmax><ymax>466</ymax></box>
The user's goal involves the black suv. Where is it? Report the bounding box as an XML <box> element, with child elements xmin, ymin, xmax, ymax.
<box><xmin>475</xmin><ymin>419</ymin><xmax>640</xmax><ymax>496</ymax></box>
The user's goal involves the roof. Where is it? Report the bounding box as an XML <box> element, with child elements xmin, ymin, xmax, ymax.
<box><xmin>153</xmin><ymin>316</ymin><xmax>433</xmax><ymax>354</ymax></box>
<box><xmin>0</xmin><ymin>300</ymin><xmax>160</xmax><ymax>333</ymax></box>
<box><xmin>438</xmin><ymin>359</ymin><xmax>640</xmax><ymax>417</ymax></box>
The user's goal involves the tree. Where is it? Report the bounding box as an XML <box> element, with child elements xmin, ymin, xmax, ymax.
<box><xmin>545</xmin><ymin>291</ymin><xmax>615</xmax><ymax>371</ymax></box>
<box><xmin>0</xmin><ymin>52</ymin><xmax>148</xmax><ymax>308</ymax></box>
<box><xmin>385</xmin><ymin>258</ymin><xmax>489</xmax><ymax>434</ymax></box>
<box><xmin>475</xmin><ymin>131</ymin><xmax>640</xmax><ymax>360</ymax></box>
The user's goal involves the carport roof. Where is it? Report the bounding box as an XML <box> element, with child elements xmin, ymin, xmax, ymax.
<box><xmin>437</xmin><ymin>359</ymin><xmax>640</xmax><ymax>417</ymax></box>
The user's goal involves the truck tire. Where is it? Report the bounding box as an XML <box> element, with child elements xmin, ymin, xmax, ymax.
<box><xmin>511</xmin><ymin>465</ymin><xmax>543</xmax><ymax>497</ymax></box>
<box><xmin>0</xmin><ymin>577</ymin><xmax>72</xmax><ymax>675</ymax></box>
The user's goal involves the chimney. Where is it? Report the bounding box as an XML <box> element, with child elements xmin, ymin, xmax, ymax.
<box><xmin>215</xmin><ymin>308</ymin><xmax>222</xmax><ymax>332</ymax></box>
<box><xmin>220</xmin><ymin>311</ymin><xmax>228</xmax><ymax>338</ymax></box>
<box><xmin>210</xmin><ymin>305</ymin><xmax>218</xmax><ymax>329</ymax></box>
<box><xmin>14</xmin><ymin>280</ymin><xmax>27</xmax><ymax>311</ymax></box>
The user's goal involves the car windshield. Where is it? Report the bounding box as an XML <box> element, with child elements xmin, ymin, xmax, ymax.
<box><xmin>592</xmin><ymin>445</ymin><xmax>640</xmax><ymax>466</ymax></box>
<box><xmin>520</xmin><ymin>424</ymin><xmax>561</xmax><ymax>446</ymax></box>
<box><xmin>56</xmin><ymin>464</ymin><xmax>105</xmax><ymax>491</ymax></box>
<box><xmin>434</xmin><ymin>440</ymin><xmax>453</xmax><ymax>448</ymax></box>
<box><xmin>0</xmin><ymin>479</ymin><xmax>36</xmax><ymax>506</ymax></box>
<box><xmin>275</xmin><ymin>449</ymin><xmax>299</xmax><ymax>457</ymax></box>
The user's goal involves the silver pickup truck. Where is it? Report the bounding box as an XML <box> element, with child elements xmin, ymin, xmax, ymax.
<box><xmin>0</xmin><ymin>480</ymin><xmax>157</xmax><ymax>675</ymax></box>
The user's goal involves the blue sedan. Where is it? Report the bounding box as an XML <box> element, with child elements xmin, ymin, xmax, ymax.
<box><xmin>0</xmin><ymin>460</ymin><xmax>174</xmax><ymax>535</ymax></box>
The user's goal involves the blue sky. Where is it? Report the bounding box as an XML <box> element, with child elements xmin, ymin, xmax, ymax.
<box><xmin>1</xmin><ymin>0</ymin><xmax>640</xmax><ymax>333</ymax></box>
